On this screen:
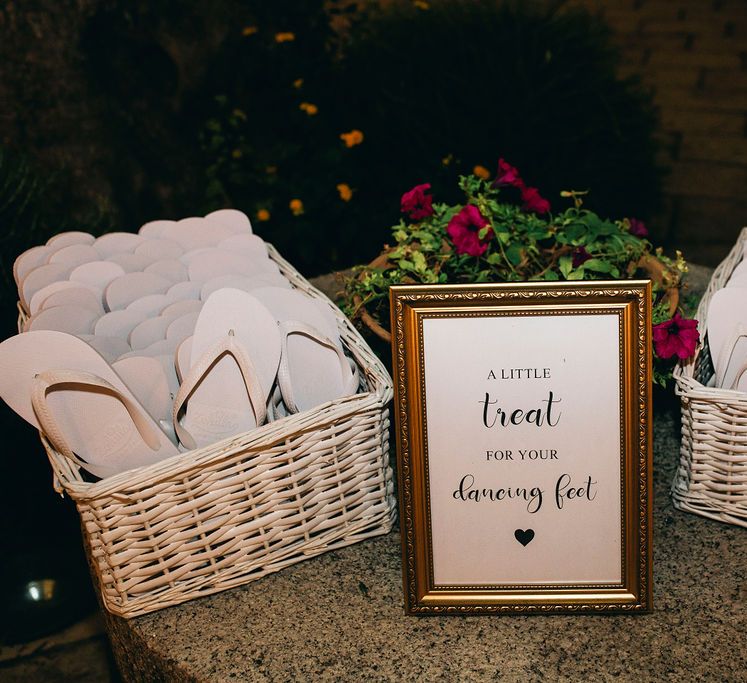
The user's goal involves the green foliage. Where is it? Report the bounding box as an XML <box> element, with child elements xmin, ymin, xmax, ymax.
<box><xmin>343</xmin><ymin>172</ymin><xmax>688</xmax><ymax>384</ymax></box>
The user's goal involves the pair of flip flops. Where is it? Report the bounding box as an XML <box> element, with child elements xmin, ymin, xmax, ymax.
<box><xmin>173</xmin><ymin>286</ymin><xmax>359</xmax><ymax>449</ymax></box>
<box><xmin>0</xmin><ymin>286</ymin><xmax>359</xmax><ymax>479</ymax></box>
<box><xmin>707</xmin><ymin>256</ymin><xmax>747</xmax><ymax>391</ymax></box>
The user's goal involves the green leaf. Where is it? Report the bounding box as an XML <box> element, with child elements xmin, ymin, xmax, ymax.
<box><xmin>543</xmin><ymin>270</ymin><xmax>560</xmax><ymax>281</ymax></box>
<box><xmin>559</xmin><ymin>255</ymin><xmax>573</xmax><ymax>279</ymax></box>
<box><xmin>412</xmin><ymin>251</ymin><xmax>427</xmax><ymax>273</ymax></box>
<box><xmin>506</xmin><ymin>243</ymin><xmax>523</xmax><ymax>266</ymax></box>
<box><xmin>568</xmin><ymin>269</ymin><xmax>585</xmax><ymax>280</ymax></box>
<box><xmin>581</xmin><ymin>258</ymin><xmax>613</xmax><ymax>273</ymax></box>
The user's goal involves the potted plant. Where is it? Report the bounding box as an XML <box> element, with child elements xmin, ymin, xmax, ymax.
<box><xmin>343</xmin><ymin>159</ymin><xmax>698</xmax><ymax>387</ymax></box>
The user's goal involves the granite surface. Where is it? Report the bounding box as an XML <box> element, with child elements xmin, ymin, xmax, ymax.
<box><xmin>104</xmin><ymin>264</ymin><xmax>747</xmax><ymax>682</ymax></box>
<box><xmin>104</xmin><ymin>408</ymin><xmax>746</xmax><ymax>682</ymax></box>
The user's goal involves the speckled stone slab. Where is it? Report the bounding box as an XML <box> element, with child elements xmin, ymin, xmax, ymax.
<box><xmin>103</xmin><ymin>265</ymin><xmax>746</xmax><ymax>682</ymax></box>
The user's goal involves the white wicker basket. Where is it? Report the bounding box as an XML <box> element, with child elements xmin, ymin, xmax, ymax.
<box><xmin>673</xmin><ymin>227</ymin><xmax>747</xmax><ymax>528</ymax></box>
<box><xmin>23</xmin><ymin>244</ymin><xmax>397</xmax><ymax>617</ymax></box>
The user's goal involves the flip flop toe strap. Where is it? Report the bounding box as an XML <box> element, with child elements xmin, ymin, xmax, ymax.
<box><xmin>277</xmin><ymin>320</ymin><xmax>358</xmax><ymax>414</ymax></box>
<box><xmin>31</xmin><ymin>369</ymin><xmax>163</xmax><ymax>477</ymax></box>
<box><xmin>715</xmin><ymin>325</ymin><xmax>747</xmax><ymax>389</ymax></box>
<box><xmin>173</xmin><ymin>332</ymin><xmax>267</xmax><ymax>450</ymax></box>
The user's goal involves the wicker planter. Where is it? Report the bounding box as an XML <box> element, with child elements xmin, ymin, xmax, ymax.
<box><xmin>24</xmin><ymin>244</ymin><xmax>397</xmax><ymax>617</ymax></box>
<box><xmin>673</xmin><ymin>227</ymin><xmax>747</xmax><ymax>527</ymax></box>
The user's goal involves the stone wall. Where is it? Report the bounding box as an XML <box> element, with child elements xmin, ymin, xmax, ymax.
<box><xmin>561</xmin><ymin>0</ymin><xmax>747</xmax><ymax>264</ymax></box>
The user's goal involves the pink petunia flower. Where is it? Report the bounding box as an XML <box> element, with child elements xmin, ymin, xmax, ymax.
<box><xmin>652</xmin><ymin>312</ymin><xmax>700</xmax><ymax>360</ymax></box>
<box><xmin>446</xmin><ymin>204</ymin><xmax>492</xmax><ymax>257</ymax></box>
<box><xmin>401</xmin><ymin>183</ymin><xmax>434</xmax><ymax>221</ymax></box>
<box><xmin>494</xmin><ymin>158</ymin><xmax>522</xmax><ymax>187</ymax></box>
<box><xmin>521</xmin><ymin>185</ymin><xmax>551</xmax><ymax>214</ymax></box>
<box><xmin>628</xmin><ymin>218</ymin><xmax>648</xmax><ymax>238</ymax></box>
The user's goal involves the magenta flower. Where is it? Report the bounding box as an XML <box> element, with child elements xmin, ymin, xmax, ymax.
<box><xmin>494</xmin><ymin>158</ymin><xmax>522</xmax><ymax>187</ymax></box>
<box><xmin>401</xmin><ymin>183</ymin><xmax>434</xmax><ymax>221</ymax></box>
<box><xmin>653</xmin><ymin>312</ymin><xmax>700</xmax><ymax>360</ymax></box>
<box><xmin>628</xmin><ymin>218</ymin><xmax>648</xmax><ymax>238</ymax></box>
<box><xmin>572</xmin><ymin>246</ymin><xmax>592</xmax><ymax>268</ymax></box>
<box><xmin>521</xmin><ymin>186</ymin><xmax>551</xmax><ymax>214</ymax></box>
<box><xmin>446</xmin><ymin>205</ymin><xmax>492</xmax><ymax>257</ymax></box>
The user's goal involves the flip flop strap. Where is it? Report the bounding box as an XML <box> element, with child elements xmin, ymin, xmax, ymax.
<box><xmin>277</xmin><ymin>320</ymin><xmax>358</xmax><ymax>414</ymax></box>
<box><xmin>715</xmin><ymin>325</ymin><xmax>747</xmax><ymax>389</ymax></box>
<box><xmin>30</xmin><ymin>369</ymin><xmax>163</xmax><ymax>476</ymax></box>
<box><xmin>173</xmin><ymin>332</ymin><xmax>267</xmax><ymax>450</ymax></box>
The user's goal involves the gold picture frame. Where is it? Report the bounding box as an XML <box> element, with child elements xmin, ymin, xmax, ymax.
<box><xmin>390</xmin><ymin>281</ymin><xmax>652</xmax><ymax>614</ymax></box>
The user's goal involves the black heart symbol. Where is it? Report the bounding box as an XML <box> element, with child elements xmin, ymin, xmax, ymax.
<box><xmin>514</xmin><ymin>529</ymin><xmax>535</xmax><ymax>546</ymax></box>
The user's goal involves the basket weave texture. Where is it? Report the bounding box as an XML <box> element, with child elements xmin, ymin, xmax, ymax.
<box><xmin>25</xmin><ymin>244</ymin><xmax>397</xmax><ymax>617</ymax></box>
<box><xmin>673</xmin><ymin>227</ymin><xmax>747</xmax><ymax>527</ymax></box>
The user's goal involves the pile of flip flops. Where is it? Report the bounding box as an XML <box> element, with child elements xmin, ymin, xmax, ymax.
<box><xmin>0</xmin><ymin>210</ymin><xmax>359</xmax><ymax>479</ymax></box>
<box><xmin>707</xmin><ymin>261</ymin><xmax>747</xmax><ymax>392</ymax></box>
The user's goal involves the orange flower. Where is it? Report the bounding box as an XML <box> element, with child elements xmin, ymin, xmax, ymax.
<box><xmin>232</xmin><ymin>149</ymin><xmax>243</xmax><ymax>159</ymax></box>
<box><xmin>441</xmin><ymin>154</ymin><xmax>453</xmax><ymax>166</ymax></box>
<box><xmin>289</xmin><ymin>198</ymin><xmax>304</xmax><ymax>216</ymax></box>
<box><xmin>257</xmin><ymin>209</ymin><xmax>271</xmax><ymax>222</ymax></box>
<box><xmin>299</xmin><ymin>102</ymin><xmax>318</xmax><ymax>116</ymax></box>
<box><xmin>336</xmin><ymin>183</ymin><xmax>353</xmax><ymax>201</ymax></box>
<box><xmin>414</xmin><ymin>0</ymin><xmax>430</xmax><ymax>9</ymax></box>
<box><xmin>339</xmin><ymin>129</ymin><xmax>364</xmax><ymax>148</ymax></box>
<box><xmin>275</xmin><ymin>32</ymin><xmax>295</xmax><ymax>43</ymax></box>
<box><xmin>242</xmin><ymin>26</ymin><xmax>258</xmax><ymax>36</ymax></box>
<box><xmin>473</xmin><ymin>164</ymin><xmax>491</xmax><ymax>180</ymax></box>
<box><xmin>293</xmin><ymin>78</ymin><xmax>304</xmax><ymax>89</ymax></box>
<box><xmin>265</xmin><ymin>165</ymin><xmax>278</xmax><ymax>175</ymax></box>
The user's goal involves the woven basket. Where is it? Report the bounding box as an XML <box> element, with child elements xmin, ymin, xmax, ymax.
<box><xmin>21</xmin><ymin>244</ymin><xmax>397</xmax><ymax>617</ymax></box>
<box><xmin>673</xmin><ymin>227</ymin><xmax>747</xmax><ymax>528</ymax></box>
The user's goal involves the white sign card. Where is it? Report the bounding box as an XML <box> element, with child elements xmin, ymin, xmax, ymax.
<box><xmin>390</xmin><ymin>282</ymin><xmax>652</xmax><ymax>614</ymax></box>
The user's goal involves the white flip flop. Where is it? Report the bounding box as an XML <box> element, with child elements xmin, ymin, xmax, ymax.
<box><xmin>105</xmin><ymin>272</ymin><xmax>172</xmax><ymax>310</ymax></box>
<box><xmin>129</xmin><ymin>317</ymin><xmax>171</xmax><ymax>351</ymax></box>
<box><xmin>205</xmin><ymin>209</ymin><xmax>252</xmax><ymax>234</ymax></box>
<box><xmin>35</xmin><ymin>287</ymin><xmax>104</xmax><ymax>316</ymax></box>
<box><xmin>14</xmin><ymin>246</ymin><xmax>55</xmax><ymax>288</ymax></box>
<box><xmin>251</xmin><ymin>287</ymin><xmax>357</xmax><ymax>414</ymax></box>
<box><xmin>160</xmin><ymin>299</ymin><xmax>203</xmax><ymax>322</ymax></box>
<box><xmin>93</xmin><ymin>232</ymin><xmax>143</xmax><ymax>258</ymax></box>
<box><xmin>47</xmin><ymin>231</ymin><xmax>95</xmax><ymax>249</ymax></box>
<box><xmin>145</xmin><ymin>259</ymin><xmax>188</xmax><ymax>283</ymax></box>
<box><xmin>134</xmin><ymin>238</ymin><xmax>184</xmax><ymax>261</ymax></box>
<box><xmin>20</xmin><ymin>263</ymin><xmax>73</xmax><ymax>312</ymax></box>
<box><xmin>217</xmin><ymin>234</ymin><xmax>267</xmax><ymax>259</ymax></box>
<box><xmin>95</xmin><ymin>308</ymin><xmax>148</xmax><ymax>340</ymax></box>
<box><xmin>48</xmin><ymin>244</ymin><xmax>99</xmax><ymax>268</ymax></box>
<box><xmin>0</xmin><ymin>331</ymin><xmax>178</xmax><ymax>478</ymax></box>
<box><xmin>166</xmin><ymin>281</ymin><xmax>202</xmax><ymax>302</ymax></box>
<box><xmin>199</xmin><ymin>273</ymin><xmax>291</xmax><ymax>301</ymax></box>
<box><xmin>29</xmin><ymin>281</ymin><xmax>101</xmax><ymax>316</ymax></box>
<box><xmin>186</xmin><ymin>249</ymin><xmax>257</xmax><ymax>283</ymax></box>
<box><xmin>107</xmin><ymin>252</ymin><xmax>153</xmax><ymax>273</ymax></box>
<box><xmin>165</xmin><ymin>312</ymin><xmax>200</xmax><ymax>345</ymax></box>
<box><xmin>69</xmin><ymin>261</ymin><xmax>126</xmax><ymax>302</ymax></box>
<box><xmin>173</xmin><ymin>288</ymin><xmax>281</xmax><ymax>449</ymax></box>
<box><xmin>126</xmin><ymin>293</ymin><xmax>172</xmax><ymax>318</ymax></box>
<box><xmin>707</xmin><ymin>288</ymin><xmax>747</xmax><ymax>389</ymax></box>
<box><xmin>161</xmin><ymin>217</ymin><xmax>235</xmax><ymax>250</ymax></box>
<box><xmin>112</xmin><ymin>356</ymin><xmax>177</xmax><ymax>444</ymax></box>
<box><xmin>86</xmin><ymin>335</ymin><xmax>132</xmax><ymax>363</ymax></box>
<box><xmin>24</xmin><ymin>305</ymin><xmax>99</xmax><ymax>336</ymax></box>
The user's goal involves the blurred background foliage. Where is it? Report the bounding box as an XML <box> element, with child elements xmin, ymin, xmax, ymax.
<box><xmin>61</xmin><ymin>0</ymin><xmax>662</xmax><ymax>276</ymax></box>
